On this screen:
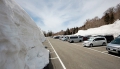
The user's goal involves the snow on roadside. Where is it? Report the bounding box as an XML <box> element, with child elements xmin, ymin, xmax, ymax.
<box><xmin>75</xmin><ymin>20</ymin><xmax>120</xmax><ymax>37</ymax></box>
<box><xmin>0</xmin><ymin>0</ymin><xmax>49</xmax><ymax>69</ymax></box>
<box><xmin>38</xmin><ymin>27</ymin><xmax>46</xmax><ymax>42</ymax></box>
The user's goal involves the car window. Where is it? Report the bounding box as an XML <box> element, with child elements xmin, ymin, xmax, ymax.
<box><xmin>111</xmin><ymin>37</ymin><xmax>120</xmax><ymax>45</ymax></box>
<box><xmin>99</xmin><ymin>38</ymin><xmax>105</xmax><ymax>40</ymax></box>
<box><xmin>79</xmin><ymin>36</ymin><xmax>83</xmax><ymax>38</ymax></box>
<box><xmin>88</xmin><ymin>38</ymin><xmax>93</xmax><ymax>41</ymax></box>
<box><xmin>70</xmin><ymin>36</ymin><xmax>78</xmax><ymax>39</ymax></box>
<box><xmin>94</xmin><ymin>38</ymin><xmax>105</xmax><ymax>41</ymax></box>
<box><xmin>94</xmin><ymin>38</ymin><xmax>99</xmax><ymax>41</ymax></box>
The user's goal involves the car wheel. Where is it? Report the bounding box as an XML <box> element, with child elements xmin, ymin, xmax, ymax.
<box><xmin>70</xmin><ymin>41</ymin><xmax>74</xmax><ymax>43</ymax></box>
<box><xmin>89</xmin><ymin>44</ymin><xmax>93</xmax><ymax>47</ymax></box>
<box><xmin>102</xmin><ymin>42</ymin><xmax>106</xmax><ymax>46</ymax></box>
<box><xmin>108</xmin><ymin>51</ymin><xmax>111</xmax><ymax>54</ymax></box>
<box><xmin>71</xmin><ymin>41</ymin><xmax>74</xmax><ymax>43</ymax></box>
<box><xmin>118</xmin><ymin>51</ymin><xmax>120</xmax><ymax>54</ymax></box>
<box><xmin>79</xmin><ymin>40</ymin><xmax>82</xmax><ymax>42</ymax></box>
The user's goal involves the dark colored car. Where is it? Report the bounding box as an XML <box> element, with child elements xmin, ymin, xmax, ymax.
<box><xmin>83</xmin><ymin>35</ymin><xmax>91</xmax><ymax>41</ymax></box>
<box><xmin>53</xmin><ymin>36</ymin><xmax>60</xmax><ymax>39</ymax></box>
<box><xmin>98</xmin><ymin>35</ymin><xmax>114</xmax><ymax>43</ymax></box>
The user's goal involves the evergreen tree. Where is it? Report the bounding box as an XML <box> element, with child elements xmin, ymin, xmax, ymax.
<box><xmin>75</xmin><ymin>27</ymin><xmax>79</xmax><ymax>33</ymax></box>
<box><xmin>110</xmin><ymin>13</ymin><xmax>114</xmax><ymax>24</ymax></box>
<box><xmin>66</xmin><ymin>28</ymin><xmax>70</xmax><ymax>35</ymax></box>
<box><xmin>64</xmin><ymin>31</ymin><xmax>66</xmax><ymax>35</ymax></box>
<box><xmin>47</xmin><ymin>31</ymin><xmax>53</xmax><ymax>36</ymax></box>
<box><xmin>73</xmin><ymin>27</ymin><xmax>75</xmax><ymax>34</ymax></box>
<box><xmin>104</xmin><ymin>13</ymin><xmax>110</xmax><ymax>24</ymax></box>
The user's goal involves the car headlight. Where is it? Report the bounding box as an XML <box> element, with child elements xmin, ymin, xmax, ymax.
<box><xmin>87</xmin><ymin>42</ymin><xmax>91</xmax><ymax>44</ymax></box>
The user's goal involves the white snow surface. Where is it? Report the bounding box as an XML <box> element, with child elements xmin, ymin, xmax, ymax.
<box><xmin>0</xmin><ymin>0</ymin><xmax>49</xmax><ymax>69</ymax></box>
<box><xmin>75</xmin><ymin>20</ymin><xmax>120</xmax><ymax>37</ymax></box>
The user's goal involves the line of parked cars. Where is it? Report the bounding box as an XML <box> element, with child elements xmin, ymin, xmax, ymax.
<box><xmin>52</xmin><ymin>34</ymin><xmax>120</xmax><ymax>54</ymax></box>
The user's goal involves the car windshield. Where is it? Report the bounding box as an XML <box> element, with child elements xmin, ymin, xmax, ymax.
<box><xmin>111</xmin><ymin>37</ymin><xmax>120</xmax><ymax>45</ymax></box>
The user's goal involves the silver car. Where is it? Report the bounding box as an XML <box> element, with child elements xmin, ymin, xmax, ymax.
<box><xmin>106</xmin><ymin>36</ymin><xmax>120</xmax><ymax>54</ymax></box>
<box><xmin>83</xmin><ymin>37</ymin><xmax>107</xmax><ymax>47</ymax></box>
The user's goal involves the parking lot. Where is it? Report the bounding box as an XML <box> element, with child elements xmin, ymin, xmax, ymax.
<box><xmin>73</xmin><ymin>42</ymin><xmax>120</xmax><ymax>58</ymax></box>
<box><xmin>43</xmin><ymin>37</ymin><xmax>120</xmax><ymax>69</ymax></box>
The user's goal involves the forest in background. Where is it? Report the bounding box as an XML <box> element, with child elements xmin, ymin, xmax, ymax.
<box><xmin>44</xmin><ymin>3</ymin><xmax>120</xmax><ymax>37</ymax></box>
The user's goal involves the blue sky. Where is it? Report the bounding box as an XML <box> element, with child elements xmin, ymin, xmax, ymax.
<box><xmin>15</xmin><ymin>0</ymin><xmax>120</xmax><ymax>32</ymax></box>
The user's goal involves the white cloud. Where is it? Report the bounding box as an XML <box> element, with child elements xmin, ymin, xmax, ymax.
<box><xmin>15</xmin><ymin>0</ymin><xmax>120</xmax><ymax>32</ymax></box>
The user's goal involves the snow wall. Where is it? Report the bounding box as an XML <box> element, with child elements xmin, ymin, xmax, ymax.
<box><xmin>75</xmin><ymin>20</ymin><xmax>120</xmax><ymax>37</ymax></box>
<box><xmin>0</xmin><ymin>0</ymin><xmax>49</xmax><ymax>69</ymax></box>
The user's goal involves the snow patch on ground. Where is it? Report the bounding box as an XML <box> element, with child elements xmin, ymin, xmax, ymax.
<box><xmin>75</xmin><ymin>20</ymin><xmax>120</xmax><ymax>37</ymax></box>
<box><xmin>0</xmin><ymin>0</ymin><xmax>49</xmax><ymax>69</ymax></box>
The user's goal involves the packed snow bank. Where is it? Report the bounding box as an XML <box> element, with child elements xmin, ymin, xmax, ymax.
<box><xmin>0</xmin><ymin>0</ymin><xmax>49</xmax><ymax>69</ymax></box>
<box><xmin>38</xmin><ymin>27</ymin><xmax>46</xmax><ymax>42</ymax></box>
<box><xmin>75</xmin><ymin>20</ymin><xmax>120</xmax><ymax>37</ymax></box>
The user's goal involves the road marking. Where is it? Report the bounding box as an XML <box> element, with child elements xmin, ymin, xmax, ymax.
<box><xmin>73</xmin><ymin>43</ymin><xmax>120</xmax><ymax>59</ymax></box>
<box><xmin>47</xmin><ymin>38</ymin><xmax>67</xmax><ymax>69</ymax></box>
<box><xmin>50</xmin><ymin>57</ymin><xmax>58</xmax><ymax>59</ymax></box>
<box><xmin>71</xmin><ymin>43</ymin><xmax>82</xmax><ymax>47</ymax></box>
<box><xmin>102</xmin><ymin>51</ymin><xmax>108</xmax><ymax>53</ymax></box>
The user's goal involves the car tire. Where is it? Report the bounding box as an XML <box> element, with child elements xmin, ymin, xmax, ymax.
<box><xmin>108</xmin><ymin>51</ymin><xmax>111</xmax><ymax>54</ymax></box>
<box><xmin>118</xmin><ymin>51</ymin><xmax>120</xmax><ymax>54</ymax></box>
<box><xmin>70</xmin><ymin>41</ymin><xmax>74</xmax><ymax>43</ymax></box>
<box><xmin>79</xmin><ymin>40</ymin><xmax>82</xmax><ymax>42</ymax></box>
<box><xmin>71</xmin><ymin>41</ymin><xmax>74</xmax><ymax>43</ymax></box>
<box><xmin>89</xmin><ymin>44</ymin><xmax>93</xmax><ymax>47</ymax></box>
<box><xmin>102</xmin><ymin>42</ymin><xmax>106</xmax><ymax>46</ymax></box>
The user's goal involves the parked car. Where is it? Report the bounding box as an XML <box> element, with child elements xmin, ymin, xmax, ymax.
<box><xmin>53</xmin><ymin>36</ymin><xmax>60</xmax><ymax>39</ymax></box>
<box><xmin>83</xmin><ymin>36</ymin><xmax>107</xmax><ymax>47</ymax></box>
<box><xmin>106</xmin><ymin>35</ymin><xmax>120</xmax><ymax>54</ymax></box>
<box><xmin>83</xmin><ymin>35</ymin><xmax>91</xmax><ymax>41</ymax></box>
<box><xmin>68</xmin><ymin>35</ymin><xmax>83</xmax><ymax>43</ymax></box>
<box><xmin>98</xmin><ymin>35</ymin><xmax>114</xmax><ymax>43</ymax></box>
<box><xmin>61</xmin><ymin>36</ymin><xmax>67</xmax><ymax>41</ymax></box>
<box><xmin>59</xmin><ymin>35</ymin><xmax>63</xmax><ymax>40</ymax></box>
<box><xmin>66</xmin><ymin>36</ymin><xmax>70</xmax><ymax>41</ymax></box>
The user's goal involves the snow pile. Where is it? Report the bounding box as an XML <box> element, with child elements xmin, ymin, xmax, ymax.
<box><xmin>38</xmin><ymin>27</ymin><xmax>46</xmax><ymax>42</ymax></box>
<box><xmin>0</xmin><ymin>0</ymin><xmax>49</xmax><ymax>69</ymax></box>
<box><xmin>75</xmin><ymin>20</ymin><xmax>120</xmax><ymax>37</ymax></box>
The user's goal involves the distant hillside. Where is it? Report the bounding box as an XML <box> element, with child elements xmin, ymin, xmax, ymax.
<box><xmin>79</xmin><ymin>3</ymin><xmax>120</xmax><ymax>30</ymax></box>
<box><xmin>45</xmin><ymin>3</ymin><xmax>120</xmax><ymax>36</ymax></box>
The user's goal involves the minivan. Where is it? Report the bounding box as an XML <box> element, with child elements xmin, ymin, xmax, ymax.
<box><xmin>83</xmin><ymin>37</ymin><xmax>107</xmax><ymax>47</ymax></box>
<box><xmin>106</xmin><ymin>35</ymin><xmax>120</xmax><ymax>54</ymax></box>
<box><xmin>68</xmin><ymin>35</ymin><xmax>83</xmax><ymax>43</ymax></box>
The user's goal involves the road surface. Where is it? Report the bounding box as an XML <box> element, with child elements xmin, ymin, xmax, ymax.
<box><xmin>43</xmin><ymin>37</ymin><xmax>120</xmax><ymax>69</ymax></box>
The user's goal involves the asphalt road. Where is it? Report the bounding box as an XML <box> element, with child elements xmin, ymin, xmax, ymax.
<box><xmin>43</xmin><ymin>37</ymin><xmax>120</xmax><ymax>69</ymax></box>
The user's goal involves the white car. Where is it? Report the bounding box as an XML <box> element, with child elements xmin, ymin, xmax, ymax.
<box><xmin>106</xmin><ymin>35</ymin><xmax>120</xmax><ymax>54</ymax></box>
<box><xmin>61</xmin><ymin>36</ymin><xmax>67</xmax><ymax>41</ymax></box>
<box><xmin>68</xmin><ymin>35</ymin><xmax>83</xmax><ymax>43</ymax></box>
<box><xmin>59</xmin><ymin>36</ymin><xmax>63</xmax><ymax>40</ymax></box>
<box><xmin>83</xmin><ymin>37</ymin><xmax>107</xmax><ymax>47</ymax></box>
